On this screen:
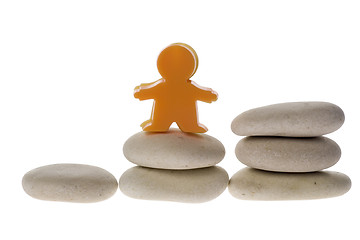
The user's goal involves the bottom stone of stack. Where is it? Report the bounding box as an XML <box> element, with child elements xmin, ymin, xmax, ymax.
<box><xmin>119</xmin><ymin>166</ymin><xmax>229</xmax><ymax>203</ymax></box>
<box><xmin>228</xmin><ymin>167</ymin><xmax>351</xmax><ymax>201</ymax></box>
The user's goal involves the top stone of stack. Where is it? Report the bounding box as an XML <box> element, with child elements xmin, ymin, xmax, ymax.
<box><xmin>231</xmin><ymin>102</ymin><xmax>345</xmax><ymax>137</ymax></box>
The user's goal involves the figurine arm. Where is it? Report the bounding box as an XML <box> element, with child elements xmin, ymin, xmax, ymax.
<box><xmin>134</xmin><ymin>79</ymin><xmax>164</xmax><ymax>100</ymax></box>
<box><xmin>190</xmin><ymin>81</ymin><xmax>218</xmax><ymax>103</ymax></box>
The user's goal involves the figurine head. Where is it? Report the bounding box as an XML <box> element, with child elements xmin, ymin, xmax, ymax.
<box><xmin>157</xmin><ymin>43</ymin><xmax>198</xmax><ymax>82</ymax></box>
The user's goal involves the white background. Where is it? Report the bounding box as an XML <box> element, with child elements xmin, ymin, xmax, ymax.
<box><xmin>1</xmin><ymin>0</ymin><xmax>359</xmax><ymax>239</ymax></box>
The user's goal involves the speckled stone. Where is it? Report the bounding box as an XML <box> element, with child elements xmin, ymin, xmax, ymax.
<box><xmin>228</xmin><ymin>168</ymin><xmax>351</xmax><ymax>201</ymax></box>
<box><xmin>231</xmin><ymin>102</ymin><xmax>345</xmax><ymax>137</ymax></box>
<box><xmin>235</xmin><ymin>136</ymin><xmax>341</xmax><ymax>172</ymax></box>
<box><xmin>123</xmin><ymin>129</ymin><xmax>225</xmax><ymax>169</ymax></box>
<box><xmin>119</xmin><ymin>166</ymin><xmax>229</xmax><ymax>203</ymax></box>
<box><xmin>22</xmin><ymin>164</ymin><xmax>118</xmax><ymax>203</ymax></box>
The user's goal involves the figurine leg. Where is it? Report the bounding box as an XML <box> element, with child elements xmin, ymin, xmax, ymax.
<box><xmin>177</xmin><ymin>121</ymin><xmax>208</xmax><ymax>133</ymax></box>
<box><xmin>140</xmin><ymin>119</ymin><xmax>151</xmax><ymax>129</ymax></box>
<box><xmin>141</xmin><ymin>119</ymin><xmax>172</xmax><ymax>132</ymax></box>
<box><xmin>176</xmin><ymin>106</ymin><xmax>208</xmax><ymax>133</ymax></box>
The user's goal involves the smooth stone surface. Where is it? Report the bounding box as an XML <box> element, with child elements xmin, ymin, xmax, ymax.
<box><xmin>229</xmin><ymin>168</ymin><xmax>351</xmax><ymax>200</ymax></box>
<box><xmin>231</xmin><ymin>102</ymin><xmax>345</xmax><ymax>137</ymax></box>
<box><xmin>236</xmin><ymin>136</ymin><xmax>341</xmax><ymax>172</ymax></box>
<box><xmin>22</xmin><ymin>164</ymin><xmax>118</xmax><ymax>203</ymax></box>
<box><xmin>123</xmin><ymin>129</ymin><xmax>225</xmax><ymax>169</ymax></box>
<box><xmin>119</xmin><ymin>166</ymin><xmax>229</xmax><ymax>203</ymax></box>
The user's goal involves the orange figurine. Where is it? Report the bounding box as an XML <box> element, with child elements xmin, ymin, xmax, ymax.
<box><xmin>134</xmin><ymin>43</ymin><xmax>218</xmax><ymax>133</ymax></box>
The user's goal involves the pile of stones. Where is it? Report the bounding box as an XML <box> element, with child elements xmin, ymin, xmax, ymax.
<box><xmin>228</xmin><ymin>101</ymin><xmax>351</xmax><ymax>200</ymax></box>
<box><xmin>120</xmin><ymin>129</ymin><xmax>228</xmax><ymax>203</ymax></box>
<box><xmin>22</xmin><ymin>101</ymin><xmax>352</xmax><ymax>203</ymax></box>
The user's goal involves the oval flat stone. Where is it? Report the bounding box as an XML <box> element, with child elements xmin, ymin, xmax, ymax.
<box><xmin>228</xmin><ymin>168</ymin><xmax>351</xmax><ymax>201</ymax></box>
<box><xmin>231</xmin><ymin>102</ymin><xmax>345</xmax><ymax>137</ymax></box>
<box><xmin>123</xmin><ymin>129</ymin><xmax>225</xmax><ymax>169</ymax></box>
<box><xmin>235</xmin><ymin>136</ymin><xmax>341</xmax><ymax>172</ymax></box>
<box><xmin>22</xmin><ymin>164</ymin><xmax>118</xmax><ymax>203</ymax></box>
<box><xmin>119</xmin><ymin>166</ymin><xmax>229</xmax><ymax>203</ymax></box>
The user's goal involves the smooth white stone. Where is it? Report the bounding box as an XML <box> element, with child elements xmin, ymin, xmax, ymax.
<box><xmin>228</xmin><ymin>168</ymin><xmax>351</xmax><ymax>201</ymax></box>
<box><xmin>22</xmin><ymin>164</ymin><xmax>118</xmax><ymax>203</ymax></box>
<box><xmin>123</xmin><ymin>129</ymin><xmax>225</xmax><ymax>169</ymax></box>
<box><xmin>231</xmin><ymin>102</ymin><xmax>345</xmax><ymax>137</ymax></box>
<box><xmin>119</xmin><ymin>166</ymin><xmax>229</xmax><ymax>203</ymax></box>
<box><xmin>236</xmin><ymin>136</ymin><xmax>341</xmax><ymax>172</ymax></box>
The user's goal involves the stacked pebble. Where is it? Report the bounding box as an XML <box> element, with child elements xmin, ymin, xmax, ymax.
<box><xmin>228</xmin><ymin>101</ymin><xmax>351</xmax><ymax>200</ymax></box>
<box><xmin>120</xmin><ymin>128</ymin><xmax>229</xmax><ymax>203</ymax></box>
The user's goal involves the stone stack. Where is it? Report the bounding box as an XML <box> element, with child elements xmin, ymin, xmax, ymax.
<box><xmin>120</xmin><ymin>128</ymin><xmax>228</xmax><ymax>203</ymax></box>
<box><xmin>228</xmin><ymin>102</ymin><xmax>351</xmax><ymax>200</ymax></box>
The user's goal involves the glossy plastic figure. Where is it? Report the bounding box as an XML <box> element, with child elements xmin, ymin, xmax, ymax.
<box><xmin>134</xmin><ymin>43</ymin><xmax>218</xmax><ymax>133</ymax></box>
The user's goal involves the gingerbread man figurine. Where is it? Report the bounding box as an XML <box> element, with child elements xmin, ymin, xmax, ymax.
<box><xmin>134</xmin><ymin>43</ymin><xmax>218</xmax><ymax>133</ymax></box>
